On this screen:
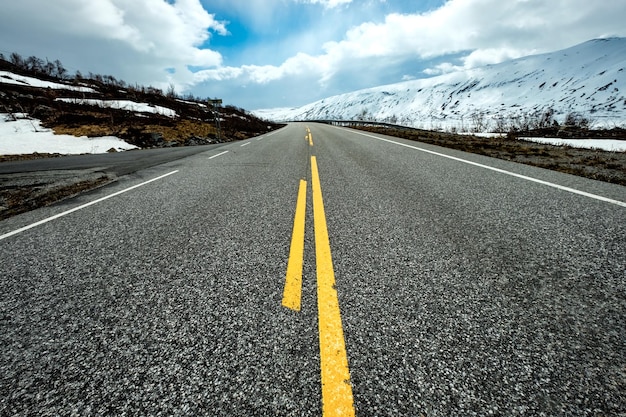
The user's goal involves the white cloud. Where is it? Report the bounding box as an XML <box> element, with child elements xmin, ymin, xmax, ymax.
<box><xmin>0</xmin><ymin>0</ymin><xmax>226</xmax><ymax>85</ymax></box>
<box><xmin>194</xmin><ymin>52</ymin><xmax>323</xmax><ymax>84</ymax></box>
<box><xmin>317</xmin><ymin>0</ymin><xmax>626</xmax><ymax>69</ymax></box>
<box><xmin>204</xmin><ymin>0</ymin><xmax>626</xmax><ymax>97</ymax></box>
<box><xmin>461</xmin><ymin>48</ymin><xmax>530</xmax><ymax>70</ymax></box>
<box><xmin>3</xmin><ymin>0</ymin><xmax>226</xmax><ymax>57</ymax></box>
<box><xmin>297</xmin><ymin>0</ymin><xmax>353</xmax><ymax>8</ymax></box>
<box><xmin>423</xmin><ymin>63</ymin><xmax>463</xmax><ymax>76</ymax></box>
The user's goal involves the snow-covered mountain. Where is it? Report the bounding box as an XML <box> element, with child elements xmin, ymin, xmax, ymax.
<box><xmin>255</xmin><ymin>38</ymin><xmax>626</xmax><ymax>131</ymax></box>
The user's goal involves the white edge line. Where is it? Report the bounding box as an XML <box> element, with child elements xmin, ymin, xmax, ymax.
<box><xmin>0</xmin><ymin>170</ymin><xmax>179</xmax><ymax>241</ymax></box>
<box><xmin>343</xmin><ymin>127</ymin><xmax>626</xmax><ymax>208</ymax></box>
<box><xmin>209</xmin><ymin>150</ymin><xmax>229</xmax><ymax>159</ymax></box>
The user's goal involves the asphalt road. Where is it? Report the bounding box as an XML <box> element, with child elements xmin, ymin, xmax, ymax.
<box><xmin>1</xmin><ymin>123</ymin><xmax>625</xmax><ymax>416</ymax></box>
<box><xmin>0</xmin><ymin>144</ymin><xmax>225</xmax><ymax>176</ymax></box>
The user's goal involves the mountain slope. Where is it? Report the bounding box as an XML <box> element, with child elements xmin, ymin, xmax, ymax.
<box><xmin>0</xmin><ymin>56</ymin><xmax>281</xmax><ymax>154</ymax></box>
<box><xmin>255</xmin><ymin>38</ymin><xmax>626</xmax><ymax>131</ymax></box>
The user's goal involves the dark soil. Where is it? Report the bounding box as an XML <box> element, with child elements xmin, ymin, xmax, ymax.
<box><xmin>0</xmin><ymin>172</ymin><xmax>111</xmax><ymax>220</ymax></box>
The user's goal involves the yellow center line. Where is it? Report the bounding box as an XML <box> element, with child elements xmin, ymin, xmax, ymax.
<box><xmin>311</xmin><ymin>156</ymin><xmax>355</xmax><ymax>417</ymax></box>
<box><xmin>305</xmin><ymin>126</ymin><xmax>314</xmax><ymax>146</ymax></box>
<box><xmin>282</xmin><ymin>179</ymin><xmax>307</xmax><ymax>311</ymax></box>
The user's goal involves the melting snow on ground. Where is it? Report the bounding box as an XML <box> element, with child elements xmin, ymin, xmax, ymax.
<box><xmin>471</xmin><ymin>132</ymin><xmax>626</xmax><ymax>152</ymax></box>
<box><xmin>56</xmin><ymin>98</ymin><xmax>178</xmax><ymax>117</ymax></box>
<box><xmin>0</xmin><ymin>113</ymin><xmax>138</xmax><ymax>155</ymax></box>
<box><xmin>0</xmin><ymin>70</ymin><xmax>95</xmax><ymax>93</ymax></box>
<box><xmin>519</xmin><ymin>137</ymin><xmax>626</xmax><ymax>152</ymax></box>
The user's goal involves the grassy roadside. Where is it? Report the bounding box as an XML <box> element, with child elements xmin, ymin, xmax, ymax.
<box><xmin>352</xmin><ymin>126</ymin><xmax>626</xmax><ymax>186</ymax></box>
<box><xmin>0</xmin><ymin>174</ymin><xmax>111</xmax><ymax>221</ymax></box>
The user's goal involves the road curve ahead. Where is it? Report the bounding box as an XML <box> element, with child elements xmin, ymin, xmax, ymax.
<box><xmin>1</xmin><ymin>123</ymin><xmax>625</xmax><ymax>416</ymax></box>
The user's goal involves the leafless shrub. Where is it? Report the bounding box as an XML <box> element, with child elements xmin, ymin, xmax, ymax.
<box><xmin>492</xmin><ymin>114</ymin><xmax>508</xmax><ymax>133</ymax></box>
<box><xmin>470</xmin><ymin>111</ymin><xmax>489</xmax><ymax>132</ymax></box>
<box><xmin>564</xmin><ymin>112</ymin><xmax>591</xmax><ymax>129</ymax></box>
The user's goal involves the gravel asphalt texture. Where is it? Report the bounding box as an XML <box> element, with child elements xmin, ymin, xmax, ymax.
<box><xmin>1</xmin><ymin>123</ymin><xmax>625</xmax><ymax>416</ymax></box>
<box><xmin>0</xmin><ymin>145</ymin><xmax>228</xmax><ymax>220</ymax></box>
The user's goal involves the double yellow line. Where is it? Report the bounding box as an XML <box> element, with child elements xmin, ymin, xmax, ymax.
<box><xmin>282</xmin><ymin>130</ymin><xmax>355</xmax><ymax>417</ymax></box>
<box><xmin>306</xmin><ymin>126</ymin><xmax>314</xmax><ymax>146</ymax></box>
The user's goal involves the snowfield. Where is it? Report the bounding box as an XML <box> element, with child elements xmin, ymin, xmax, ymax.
<box><xmin>0</xmin><ymin>113</ymin><xmax>138</xmax><ymax>155</ymax></box>
<box><xmin>254</xmin><ymin>38</ymin><xmax>626</xmax><ymax>132</ymax></box>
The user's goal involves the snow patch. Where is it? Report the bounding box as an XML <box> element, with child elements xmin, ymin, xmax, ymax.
<box><xmin>455</xmin><ymin>131</ymin><xmax>626</xmax><ymax>151</ymax></box>
<box><xmin>176</xmin><ymin>99</ymin><xmax>207</xmax><ymax>108</ymax></box>
<box><xmin>0</xmin><ymin>113</ymin><xmax>138</xmax><ymax>155</ymax></box>
<box><xmin>519</xmin><ymin>137</ymin><xmax>626</xmax><ymax>152</ymax></box>
<box><xmin>0</xmin><ymin>70</ymin><xmax>95</xmax><ymax>92</ymax></box>
<box><xmin>56</xmin><ymin>98</ymin><xmax>178</xmax><ymax>117</ymax></box>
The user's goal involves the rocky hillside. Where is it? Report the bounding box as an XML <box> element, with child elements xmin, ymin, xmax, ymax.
<box><xmin>0</xmin><ymin>55</ymin><xmax>281</xmax><ymax>151</ymax></box>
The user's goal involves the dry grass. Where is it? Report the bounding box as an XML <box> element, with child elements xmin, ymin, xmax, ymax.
<box><xmin>141</xmin><ymin>119</ymin><xmax>217</xmax><ymax>142</ymax></box>
<box><xmin>0</xmin><ymin>176</ymin><xmax>110</xmax><ymax>220</ymax></box>
<box><xmin>354</xmin><ymin>126</ymin><xmax>626</xmax><ymax>186</ymax></box>
<box><xmin>51</xmin><ymin>119</ymin><xmax>218</xmax><ymax>143</ymax></box>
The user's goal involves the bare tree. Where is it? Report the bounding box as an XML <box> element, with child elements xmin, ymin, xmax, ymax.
<box><xmin>10</xmin><ymin>52</ymin><xmax>23</xmax><ymax>67</ymax></box>
<box><xmin>470</xmin><ymin>111</ymin><xmax>486</xmax><ymax>132</ymax></box>
<box><xmin>538</xmin><ymin>108</ymin><xmax>556</xmax><ymax>129</ymax></box>
<box><xmin>492</xmin><ymin>114</ymin><xmax>508</xmax><ymax>133</ymax></box>
<box><xmin>25</xmin><ymin>55</ymin><xmax>44</xmax><ymax>72</ymax></box>
<box><xmin>54</xmin><ymin>59</ymin><xmax>67</xmax><ymax>79</ymax></box>
<box><xmin>564</xmin><ymin>112</ymin><xmax>590</xmax><ymax>129</ymax></box>
<box><xmin>166</xmin><ymin>83</ymin><xmax>177</xmax><ymax>98</ymax></box>
<box><xmin>43</xmin><ymin>60</ymin><xmax>56</xmax><ymax>76</ymax></box>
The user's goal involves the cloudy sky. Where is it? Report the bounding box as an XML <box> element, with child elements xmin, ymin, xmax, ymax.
<box><xmin>1</xmin><ymin>0</ymin><xmax>625</xmax><ymax>110</ymax></box>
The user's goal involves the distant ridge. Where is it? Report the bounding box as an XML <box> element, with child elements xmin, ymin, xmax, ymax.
<box><xmin>255</xmin><ymin>38</ymin><xmax>626</xmax><ymax>131</ymax></box>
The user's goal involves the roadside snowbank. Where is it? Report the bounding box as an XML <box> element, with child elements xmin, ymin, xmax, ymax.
<box><xmin>472</xmin><ymin>132</ymin><xmax>626</xmax><ymax>152</ymax></box>
<box><xmin>519</xmin><ymin>137</ymin><xmax>626</xmax><ymax>152</ymax></box>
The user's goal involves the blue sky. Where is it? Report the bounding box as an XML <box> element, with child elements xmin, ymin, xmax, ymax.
<box><xmin>1</xmin><ymin>0</ymin><xmax>626</xmax><ymax>110</ymax></box>
<box><xmin>203</xmin><ymin>1</ymin><xmax>444</xmax><ymax>66</ymax></box>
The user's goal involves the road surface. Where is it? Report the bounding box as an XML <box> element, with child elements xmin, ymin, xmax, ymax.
<box><xmin>0</xmin><ymin>144</ymin><xmax>227</xmax><ymax>176</ymax></box>
<box><xmin>1</xmin><ymin>123</ymin><xmax>625</xmax><ymax>416</ymax></box>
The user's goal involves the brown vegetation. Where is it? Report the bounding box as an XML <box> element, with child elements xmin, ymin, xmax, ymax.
<box><xmin>0</xmin><ymin>174</ymin><xmax>110</xmax><ymax>220</ymax></box>
<box><xmin>354</xmin><ymin>125</ymin><xmax>626</xmax><ymax>186</ymax></box>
